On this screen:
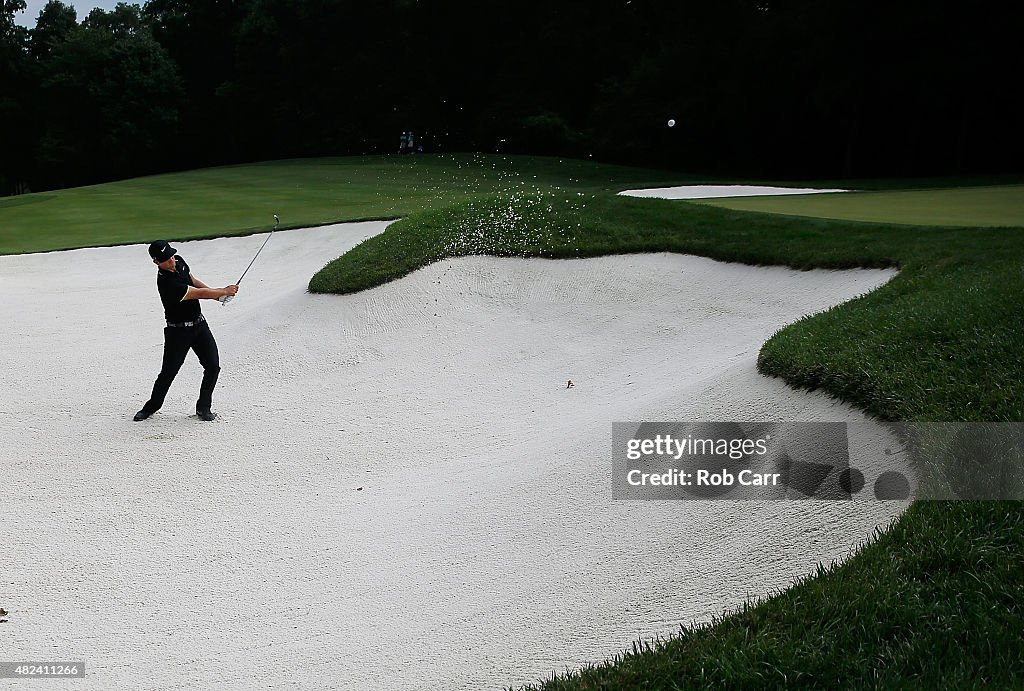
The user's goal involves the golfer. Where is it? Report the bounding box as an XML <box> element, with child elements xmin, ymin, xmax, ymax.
<box><xmin>134</xmin><ymin>240</ymin><xmax>239</xmax><ymax>422</ymax></box>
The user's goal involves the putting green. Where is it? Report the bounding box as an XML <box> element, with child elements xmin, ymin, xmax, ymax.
<box><xmin>697</xmin><ymin>184</ymin><xmax>1024</xmax><ymax>227</ymax></box>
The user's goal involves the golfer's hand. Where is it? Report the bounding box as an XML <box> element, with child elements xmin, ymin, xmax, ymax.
<box><xmin>224</xmin><ymin>285</ymin><xmax>239</xmax><ymax>297</ymax></box>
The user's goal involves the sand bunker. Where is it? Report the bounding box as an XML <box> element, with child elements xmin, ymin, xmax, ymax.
<box><xmin>0</xmin><ymin>223</ymin><xmax>905</xmax><ymax>689</ymax></box>
<box><xmin>619</xmin><ymin>185</ymin><xmax>849</xmax><ymax>199</ymax></box>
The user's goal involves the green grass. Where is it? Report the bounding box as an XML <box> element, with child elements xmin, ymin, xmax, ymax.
<box><xmin>311</xmin><ymin>193</ymin><xmax>1024</xmax><ymax>422</ymax></box>
<box><xmin>0</xmin><ymin>154</ymin><xmax>698</xmax><ymax>255</ymax></box>
<box><xmin>3</xmin><ymin>156</ymin><xmax>1023</xmax><ymax>688</ymax></box>
<box><xmin>698</xmin><ymin>184</ymin><xmax>1024</xmax><ymax>227</ymax></box>
<box><xmin>525</xmin><ymin>501</ymin><xmax>1024</xmax><ymax>690</ymax></box>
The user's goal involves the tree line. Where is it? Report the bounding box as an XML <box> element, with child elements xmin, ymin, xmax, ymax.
<box><xmin>2</xmin><ymin>0</ymin><xmax>1021</xmax><ymax>194</ymax></box>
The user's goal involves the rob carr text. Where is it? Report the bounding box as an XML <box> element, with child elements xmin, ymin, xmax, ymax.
<box><xmin>626</xmin><ymin>468</ymin><xmax>781</xmax><ymax>487</ymax></box>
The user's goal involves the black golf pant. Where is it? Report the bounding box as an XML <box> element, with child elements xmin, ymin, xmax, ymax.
<box><xmin>141</xmin><ymin>321</ymin><xmax>221</xmax><ymax>415</ymax></box>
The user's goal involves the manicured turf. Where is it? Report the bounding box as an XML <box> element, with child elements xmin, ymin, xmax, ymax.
<box><xmin>524</xmin><ymin>500</ymin><xmax>1024</xmax><ymax>690</ymax></box>
<box><xmin>0</xmin><ymin>154</ymin><xmax>696</xmax><ymax>255</ymax></box>
<box><xmin>698</xmin><ymin>184</ymin><xmax>1024</xmax><ymax>227</ymax></box>
<box><xmin>311</xmin><ymin>193</ymin><xmax>1024</xmax><ymax>422</ymax></box>
<box><xmin>3</xmin><ymin>157</ymin><xmax>1022</xmax><ymax>688</ymax></box>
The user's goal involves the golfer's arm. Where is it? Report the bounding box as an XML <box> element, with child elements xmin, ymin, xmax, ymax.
<box><xmin>183</xmin><ymin>286</ymin><xmax>228</xmax><ymax>301</ymax></box>
<box><xmin>189</xmin><ymin>273</ymin><xmax>210</xmax><ymax>289</ymax></box>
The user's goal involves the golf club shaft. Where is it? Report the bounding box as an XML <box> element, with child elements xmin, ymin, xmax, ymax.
<box><xmin>235</xmin><ymin>215</ymin><xmax>279</xmax><ymax>285</ymax></box>
<box><xmin>220</xmin><ymin>215</ymin><xmax>278</xmax><ymax>305</ymax></box>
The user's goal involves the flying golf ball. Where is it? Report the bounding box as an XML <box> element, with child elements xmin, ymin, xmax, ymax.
<box><xmin>667</xmin><ymin>119</ymin><xmax>676</xmax><ymax>128</ymax></box>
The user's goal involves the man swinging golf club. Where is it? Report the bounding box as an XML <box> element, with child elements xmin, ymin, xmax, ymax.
<box><xmin>134</xmin><ymin>240</ymin><xmax>239</xmax><ymax>422</ymax></box>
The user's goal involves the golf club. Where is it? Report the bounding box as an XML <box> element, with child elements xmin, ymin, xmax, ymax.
<box><xmin>219</xmin><ymin>214</ymin><xmax>279</xmax><ymax>305</ymax></box>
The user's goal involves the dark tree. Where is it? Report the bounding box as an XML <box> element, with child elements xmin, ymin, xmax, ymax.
<box><xmin>1</xmin><ymin>0</ymin><xmax>32</xmax><ymax>193</ymax></box>
<box><xmin>29</xmin><ymin>0</ymin><xmax>76</xmax><ymax>60</ymax></box>
<box><xmin>5</xmin><ymin>0</ymin><xmax>1023</xmax><ymax>193</ymax></box>
<box><xmin>143</xmin><ymin>0</ymin><xmax>253</xmax><ymax>166</ymax></box>
<box><xmin>33</xmin><ymin>3</ymin><xmax>183</xmax><ymax>187</ymax></box>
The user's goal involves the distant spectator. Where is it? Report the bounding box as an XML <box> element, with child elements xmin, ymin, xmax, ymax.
<box><xmin>407</xmin><ymin>131</ymin><xmax>416</xmax><ymax>154</ymax></box>
<box><xmin>399</xmin><ymin>131</ymin><xmax>408</xmax><ymax>154</ymax></box>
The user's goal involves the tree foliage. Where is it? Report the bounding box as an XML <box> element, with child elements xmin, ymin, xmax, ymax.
<box><xmin>1</xmin><ymin>0</ymin><xmax>32</xmax><ymax>193</ymax></box>
<box><xmin>1</xmin><ymin>0</ymin><xmax>1022</xmax><ymax>193</ymax></box>
<box><xmin>30</xmin><ymin>3</ymin><xmax>182</xmax><ymax>188</ymax></box>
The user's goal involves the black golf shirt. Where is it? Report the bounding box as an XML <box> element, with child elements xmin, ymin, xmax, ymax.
<box><xmin>157</xmin><ymin>255</ymin><xmax>202</xmax><ymax>322</ymax></box>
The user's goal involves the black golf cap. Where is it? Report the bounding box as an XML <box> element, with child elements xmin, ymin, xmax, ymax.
<box><xmin>148</xmin><ymin>240</ymin><xmax>177</xmax><ymax>261</ymax></box>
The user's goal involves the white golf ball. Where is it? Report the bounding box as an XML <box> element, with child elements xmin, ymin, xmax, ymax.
<box><xmin>667</xmin><ymin>119</ymin><xmax>676</xmax><ymax>128</ymax></box>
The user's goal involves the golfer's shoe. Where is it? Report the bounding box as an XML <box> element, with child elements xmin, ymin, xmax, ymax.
<box><xmin>133</xmin><ymin>409</ymin><xmax>152</xmax><ymax>422</ymax></box>
<box><xmin>196</xmin><ymin>409</ymin><xmax>218</xmax><ymax>422</ymax></box>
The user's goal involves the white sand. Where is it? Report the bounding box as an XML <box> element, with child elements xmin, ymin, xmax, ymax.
<box><xmin>0</xmin><ymin>223</ymin><xmax>907</xmax><ymax>690</ymax></box>
<box><xmin>619</xmin><ymin>185</ymin><xmax>849</xmax><ymax>199</ymax></box>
